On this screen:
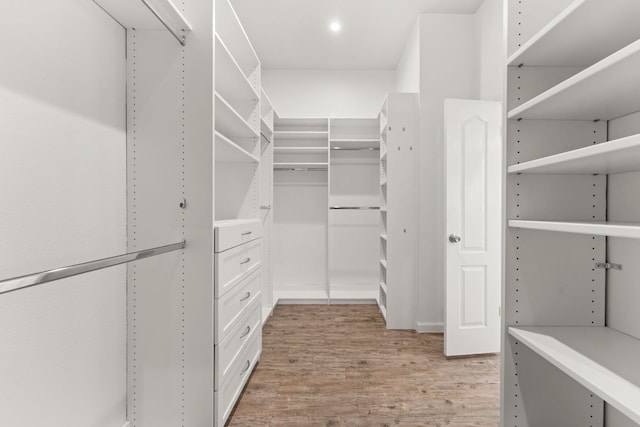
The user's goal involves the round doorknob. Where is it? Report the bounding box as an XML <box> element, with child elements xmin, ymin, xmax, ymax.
<box><xmin>449</xmin><ymin>234</ymin><xmax>461</xmax><ymax>243</ymax></box>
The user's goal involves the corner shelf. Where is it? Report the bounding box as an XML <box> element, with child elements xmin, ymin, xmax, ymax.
<box><xmin>508</xmin><ymin>0</ymin><xmax>640</xmax><ymax>67</ymax></box>
<box><xmin>508</xmin><ymin>133</ymin><xmax>640</xmax><ymax>174</ymax></box>
<box><xmin>508</xmin><ymin>38</ymin><xmax>640</xmax><ymax>120</ymax></box>
<box><xmin>215</xmin><ymin>92</ymin><xmax>259</xmax><ymax>140</ymax></box>
<box><xmin>509</xmin><ymin>327</ymin><xmax>640</xmax><ymax>425</ymax></box>
<box><xmin>509</xmin><ymin>220</ymin><xmax>640</xmax><ymax>239</ymax></box>
<box><xmin>215</xmin><ymin>131</ymin><xmax>259</xmax><ymax>163</ymax></box>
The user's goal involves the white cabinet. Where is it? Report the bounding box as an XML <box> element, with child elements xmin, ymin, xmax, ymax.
<box><xmin>378</xmin><ymin>93</ymin><xmax>419</xmax><ymax>329</ymax></box>
<box><xmin>504</xmin><ymin>1</ymin><xmax>640</xmax><ymax>425</ymax></box>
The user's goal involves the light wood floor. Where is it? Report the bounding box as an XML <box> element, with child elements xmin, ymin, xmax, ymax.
<box><xmin>227</xmin><ymin>304</ymin><xmax>500</xmax><ymax>426</ymax></box>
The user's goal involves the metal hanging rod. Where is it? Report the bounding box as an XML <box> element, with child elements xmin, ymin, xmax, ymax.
<box><xmin>140</xmin><ymin>0</ymin><xmax>190</xmax><ymax>46</ymax></box>
<box><xmin>0</xmin><ymin>240</ymin><xmax>186</xmax><ymax>296</ymax></box>
<box><xmin>274</xmin><ymin>167</ymin><xmax>328</xmax><ymax>171</ymax></box>
<box><xmin>330</xmin><ymin>206</ymin><xmax>380</xmax><ymax>210</ymax></box>
<box><xmin>331</xmin><ymin>147</ymin><xmax>379</xmax><ymax>151</ymax></box>
<box><xmin>260</xmin><ymin>132</ymin><xmax>272</xmax><ymax>144</ymax></box>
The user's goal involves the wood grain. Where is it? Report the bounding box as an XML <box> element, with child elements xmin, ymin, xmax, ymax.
<box><xmin>227</xmin><ymin>304</ymin><xmax>499</xmax><ymax>426</ymax></box>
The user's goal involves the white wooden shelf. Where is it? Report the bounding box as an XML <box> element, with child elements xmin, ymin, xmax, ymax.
<box><xmin>508</xmin><ymin>133</ymin><xmax>640</xmax><ymax>175</ymax></box>
<box><xmin>380</xmin><ymin>233</ymin><xmax>387</xmax><ymax>241</ymax></box>
<box><xmin>273</xmin><ymin>147</ymin><xmax>327</xmax><ymax>154</ymax></box>
<box><xmin>508</xmin><ymin>38</ymin><xmax>640</xmax><ymax>121</ymax></box>
<box><xmin>379</xmin><ymin>281</ymin><xmax>388</xmax><ymax>294</ymax></box>
<box><xmin>380</xmin><ymin>178</ymin><xmax>387</xmax><ymax>187</ymax></box>
<box><xmin>215</xmin><ymin>131</ymin><xmax>258</xmax><ymax>163</ymax></box>
<box><xmin>509</xmin><ymin>327</ymin><xmax>640</xmax><ymax>425</ymax></box>
<box><xmin>274</xmin><ymin>131</ymin><xmax>328</xmax><ymax>140</ymax></box>
<box><xmin>273</xmin><ymin>162</ymin><xmax>328</xmax><ymax>171</ymax></box>
<box><xmin>381</xmin><ymin>152</ymin><xmax>387</xmax><ymax>162</ymax></box>
<box><xmin>216</xmin><ymin>0</ymin><xmax>260</xmax><ymax>78</ymax></box>
<box><xmin>215</xmin><ymin>92</ymin><xmax>258</xmax><ymax>140</ymax></box>
<box><xmin>509</xmin><ymin>220</ymin><xmax>640</xmax><ymax>239</ymax></box>
<box><xmin>260</xmin><ymin>117</ymin><xmax>273</xmax><ymax>137</ymax></box>
<box><xmin>508</xmin><ymin>0</ymin><xmax>640</xmax><ymax>67</ymax></box>
<box><xmin>380</xmin><ymin>259</ymin><xmax>387</xmax><ymax>269</ymax></box>
<box><xmin>93</xmin><ymin>0</ymin><xmax>191</xmax><ymax>44</ymax></box>
<box><xmin>215</xmin><ymin>34</ymin><xmax>259</xmax><ymax>102</ymax></box>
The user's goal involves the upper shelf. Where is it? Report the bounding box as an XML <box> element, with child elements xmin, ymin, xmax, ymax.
<box><xmin>215</xmin><ymin>93</ymin><xmax>258</xmax><ymax>141</ymax></box>
<box><xmin>509</xmin><ymin>220</ymin><xmax>640</xmax><ymax>239</ymax></box>
<box><xmin>508</xmin><ymin>133</ymin><xmax>640</xmax><ymax>175</ymax></box>
<box><xmin>508</xmin><ymin>0</ymin><xmax>640</xmax><ymax>67</ymax></box>
<box><xmin>215</xmin><ymin>0</ymin><xmax>259</xmax><ymax>75</ymax></box>
<box><xmin>509</xmin><ymin>327</ymin><xmax>640</xmax><ymax>425</ymax></box>
<box><xmin>508</xmin><ymin>38</ymin><xmax>640</xmax><ymax>120</ymax></box>
<box><xmin>275</xmin><ymin>131</ymin><xmax>328</xmax><ymax>140</ymax></box>
<box><xmin>93</xmin><ymin>0</ymin><xmax>191</xmax><ymax>45</ymax></box>
<box><xmin>215</xmin><ymin>34</ymin><xmax>259</xmax><ymax>102</ymax></box>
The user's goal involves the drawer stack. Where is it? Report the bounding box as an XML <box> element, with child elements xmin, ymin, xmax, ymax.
<box><xmin>214</xmin><ymin>219</ymin><xmax>263</xmax><ymax>426</ymax></box>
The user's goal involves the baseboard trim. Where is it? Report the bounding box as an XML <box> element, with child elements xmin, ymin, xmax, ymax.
<box><xmin>416</xmin><ymin>322</ymin><xmax>444</xmax><ymax>333</ymax></box>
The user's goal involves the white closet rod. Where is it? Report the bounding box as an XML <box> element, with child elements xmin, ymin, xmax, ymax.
<box><xmin>330</xmin><ymin>206</ymin><xmax>380</xmax><ymax>210</ymax></box>
<box><xmin>0</xmin><ymin>240</ymin><xmax>186</xmax><ymax>295</ymax></box>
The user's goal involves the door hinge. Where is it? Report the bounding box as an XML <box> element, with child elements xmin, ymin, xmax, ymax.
<box><xmin>595</xmin><ymin>262</ymin><xmax>622</xmax><ymax>271</ymax></box>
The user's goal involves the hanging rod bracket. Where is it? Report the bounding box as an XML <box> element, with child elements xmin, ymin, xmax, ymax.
<box><xmin>595</xmin><ymin>262</ymin><xmax>622</xmax><ymax>271</ymax></box>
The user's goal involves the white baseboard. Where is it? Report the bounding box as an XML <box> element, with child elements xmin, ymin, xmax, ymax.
<box><xmin>416</xmin><ymin>322</ymin><xmax>444</xmax><ymax>333</ymax></box>
<box><xmin>121</xmin><ymin>422</ymin><xmax>131</xmax><ymax>427</ymax></box>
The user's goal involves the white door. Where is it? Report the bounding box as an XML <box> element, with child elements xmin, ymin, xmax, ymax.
<box><xmin>444</xmin><ymin>99</ymin><xmax>502</xmax><ymax>357</ymax></box>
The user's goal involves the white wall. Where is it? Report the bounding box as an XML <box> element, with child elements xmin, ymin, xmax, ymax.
<box><xmin>416</xmin><ymin>13</ymin><xmax>479</xmax><ymax>331</ymax></box>
<box><xmin>0</xmin><ymin>1</ymin><xmax>127</xmax><ymax>426</ymax></box>
<box><xmin>263</xmin><ymin>69</ymin><xmax>396</xmax><ymax>118</ymax></box>
<box><xmin>396</xmin><ymin>18</ymin><xmax>420</xmax><ymax>93</ymax></box>
<box><xmin>476</xmin><ymin>0</ymin><xmax>505</xmax><ymax>101</ymax></box>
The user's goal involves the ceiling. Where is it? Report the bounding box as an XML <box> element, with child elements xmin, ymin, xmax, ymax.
<box><xmin>230</xmin><ymin>0</ymin><xmax>484</xmax><ymax>70</ymax></box>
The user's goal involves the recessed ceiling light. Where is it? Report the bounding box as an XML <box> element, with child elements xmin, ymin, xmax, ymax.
<box><xmin>329</xmin><ymin>21</ymin><xmax>341</xmax><ymax>33</ymax></box>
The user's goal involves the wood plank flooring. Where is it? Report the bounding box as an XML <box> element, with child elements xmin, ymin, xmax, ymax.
<box><xmin>227</xmin><ymin>304</ymin><xmax>499</xmax><ymax>426</ymax></box>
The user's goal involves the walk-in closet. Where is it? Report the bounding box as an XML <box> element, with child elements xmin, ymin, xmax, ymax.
<box><xmin>2</xmin><ymin>0</ymin><xmax>638</xmax><ymax>426</ymax></box>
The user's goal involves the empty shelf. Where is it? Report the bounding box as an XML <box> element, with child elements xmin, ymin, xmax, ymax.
<box><xmin>273</xmin><ymin>147</ymin><xmax>327</xmax><ymax>154</ymax></box>
<box><xmin>215</xmin><ymin>34</ymin><xmax>259</xmax><ymax>103</ymax></box>
<box><xmin>379</xmin><ymin>281</ymin><xmax>388</xmax><ymax>294</ymax></box>
<box><xmin>509</xmin><ymin>327</ymin><xmax>640</xmax><ymax>425</ymax></box>
<box><xmin>215</xmin><ymin>131</ymin><xmax>258</xmax><ymax>163</ymax></box>
<box><xmin>380</xmin><ymin>259</ymin><xmax>387</xmax><ymax>269</ymax></box>
<box><xmin>509</xmin><ymin>220</ymin><xmax>640</xmax><ymax>239</ymax></box>
<box><xmin>508</xmin><ymin>38</ymin><xmax>640</xmax><ymax>121</ymax></box>
<box><xmin>508</xmin><ymin>0</ymin><xmax>640</xmax><ymax>67</ymax></box>
<box><xmin>274</xmin><ymin>131</ymin><xmax>328</xmax><ymax>140</ymax></box>
<box><xmin>215</xmin><ymin>93</ymin><xmax>259</xmax><ymax>139</ymax></box>
<box><xmin>508</xmin><ymin>133</ymin><xmax>640</xmax><ymax>174</ymax></box>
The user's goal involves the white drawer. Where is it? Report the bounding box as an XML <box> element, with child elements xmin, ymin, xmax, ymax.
<box><xmin>214</xmin><ymin>219</ymin><xmax>262</xmax><ymax>253</ymax></box>
<box><xmin>215</xmin><ymin>268</ymin><xmax>262</xmax><ymax>343</ymax></box>
<box><xmin>215</xmin><ymin>299</ymin><xmax>262</xmax><ymax>389</ymax></box>
<box><xmin>215</xmin><ymin>331</ymin><xmax>262</xmax><ymax>426</ymax></box>
<box><xmin>214</xmin><ymin>239</ymin><xmax>261</xmax><ymax>298</ymax></box>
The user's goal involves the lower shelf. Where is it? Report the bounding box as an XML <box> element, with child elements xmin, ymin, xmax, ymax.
<box><xmin>508</xmin><ymin>326</ymin><xmax>640</xmax><ymax>425</ymax></box>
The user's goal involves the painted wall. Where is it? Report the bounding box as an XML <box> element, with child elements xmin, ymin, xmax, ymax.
<box><xmin>0</xmin><ymin>1</ymin><xmax>127</xmax><ymax>426</ymax></box>
<box><xmin>415</xmin><ymin>13</ymin><xmax>479</xmax><ymax>332</ymax></box>
<box><xmin>395</xmin><ymin>18</ymin><xmax>420</xmax><ymax>93</ymax></box>
<box><xmin>262</xmin><ymin>69</ymin><xmax>396</xmax><ymax>118</ymax></box>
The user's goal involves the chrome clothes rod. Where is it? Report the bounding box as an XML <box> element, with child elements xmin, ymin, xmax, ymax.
<box><xmin>330</xmin><ymin>206</ymin><xmax>380</xmax><ymax>210</ymax></box>
<box><xmin>331</xmin><ymin>147</ymin><xmax>379</xmax><ymax>151</ymax></box>
<box><xmin>140</xmin><ymin>0</ymin><xmax>189</xmax><ymax>46</ymax></box>
<box><xmin>274</xmin><ymin>167</ymin><xmax>328</xmax><ymax>171</ymax></box>
<box><xmin>0</xmin><ymin>240</ymin><xmax>186</xmax><ymax>295</ymax></box>
<box><xmin>260</xmin><ymin>132</ymin><xmax>272</xmax><ymax>144</ymax></box>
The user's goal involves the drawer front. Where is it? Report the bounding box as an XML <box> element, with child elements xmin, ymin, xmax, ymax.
<box><xmin>215</xmin><ymin>331</ymin><xmax>262</xmax><ymax>426</ymax></box>
<box><xmin>215</xmin><ymin>299</ymin><xmax>262</xmax><ymax>389</ymax></box>
<box><xmin>214</xmin><ymin>239</ymin><xmax>261</xmax><ymax>298</ymax></box>
<box><xmin>215</xmin><ymin>267</ymin><xmax>262</xmax><ymax>343</ymax></box>
<box><xmin>214</xmin><ymin>220</ymin><xmax>262</xmax><ymax>253</ymax></box>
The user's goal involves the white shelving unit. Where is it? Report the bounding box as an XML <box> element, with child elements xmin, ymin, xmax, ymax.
<box><xmin>259</xmin><ymin>89</ymin><xmax>275</xmax><ymax>323</ymax></box>
<box><xmin>377</xmin><ymin>93</ymin><xmax>418</xmax><ymax>330</ymax></box>
<box><xmin>504</xmin><ymin>1</ymin><xmax>640</xmax><ymax>425</ymax></box>
<box><xmin>328</xmin><ymin>118</ymin><xmax>380</xmax><ymax>303</ymax></box>
<box><xmin>273</xmin><ymin>117</ymin><xmax>329</xmax><ymax>303</ymax></box>
<box><xmin>213</xmin><ymin>0</ymin><xmax>262</xmax><ymax>425</ymax></box>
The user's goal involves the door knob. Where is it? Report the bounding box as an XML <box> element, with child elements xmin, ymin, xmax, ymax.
<box><xmin>449</xmin><ymin>234</ymin><xmax>461</xmax><ymax>243</ymax></box>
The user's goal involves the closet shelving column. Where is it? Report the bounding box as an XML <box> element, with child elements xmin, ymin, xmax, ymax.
<box><xmin>377</xmin><ymin>94</ymin><xmax>418</xmax><ymax>329</ymax></box>
<box><xmin>504</xmin><ymin>0</ymin><xmax>640</xmax><ymax>425</ymax></box>
<box><xmin>214</xmin><ymin>0</ymin><xmax>263</xmax><ymax>425</ymax></box>
<box><xmin>273</xmin><ymin>118</ymin><xmax>329</xmax><ymax>302</ymax></box>
<box><xmin>259</xmin><ymin>89</ymin><xmax>275</xmax><ymax>321</ymax></box>
<box><xmin>328</xmin><ymin>118</ymin><xmax>380</xmax><ymax>302</ymax></box>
